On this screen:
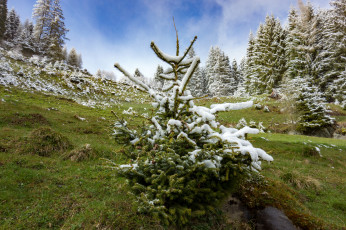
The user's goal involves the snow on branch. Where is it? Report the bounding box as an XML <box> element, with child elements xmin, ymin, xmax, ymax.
<box><xmin>114</xmin><ymin>63</ymin><xmax>160</xmax><ymax>102</ymax></box>
<box><xmin>210</xmin><ymin>101</ymin><xmax>253</xmax><ymax>114</ymax></box>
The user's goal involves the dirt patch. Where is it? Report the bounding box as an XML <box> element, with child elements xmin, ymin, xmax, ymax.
<box><xmin>58</xmin><ymin>97</ymin><xmax>75</xmax><ymax>103</ymax></box>
<box><xmin>8</xmin><ymin>113</ymin><xmax>49</xmax><ymax>127</ymax></box>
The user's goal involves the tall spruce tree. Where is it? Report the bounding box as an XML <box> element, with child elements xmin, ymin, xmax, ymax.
<box><xmin>47</xmin><ymin>0</ymin><xmax>68</xmax><ymax>60</ymax></box>
<box><xmin>247</xmin><ymin>15</ymin><xmax>285</xmax><ymax>94</ymax></box>
<box><xmin>315</xmin><ymin>0</ymin><xmax>345</xmax><ymax>103</ymax></box>
<box><xmin>284</xmin><ymin>8</ymin><xmax>309</xmax><ymax>80</ymax></box>
<box><xmin>0</xmin><ymin>0</ymin><xmax>7</xmax><ymax>39</ymax></box>
<box><xmin>4</xmin><ymin>8</ymin><xmax>20</xmax><ymax>42</ymax></box>
<box><xmin>18</xmin><ymin>19</ymin><xmax>35</xmax><ymax>52</ymax></box>
<box><xmin>32</xmin><ymin>0</ymin><xmax>52</xmax><ymax>51</ymax></box>
<box><xmin>243</xmin><ymin>31</ymin><xmax>258</xmax><ymax>94</ymax></box>
<box><xmin>186</xmin><ymin>46</ymin><xmax>201</xmax><ymax>96</ymax></box>
<box><xmin>231</xmin><ymin>59</ymin><xmax>239</xmax><ymax>87</ymax></box>
<box><xmin>206</xmin><ymin>46</ymin><xmax>234</xmax><ymax>96</ymax></box>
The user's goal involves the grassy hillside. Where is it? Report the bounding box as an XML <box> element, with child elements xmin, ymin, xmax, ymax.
<box><xmin>0</xmin><ymin>49</ymin><xmax>345</xmax><ymax>229</ymax></box>
<box><xmin>0</xmin><ymin>85</ymin><xmax>345</xmax><ymax>229</ymax></box>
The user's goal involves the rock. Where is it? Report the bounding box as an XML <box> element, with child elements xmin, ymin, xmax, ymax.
<box><xmin>256</xmin><ymin>207</ymin><xmax>297</xmax><ymax>230</ymax></box>
<box><xmin>223</xmin><ymin>197</ymin><xmax>297</xmax><ymax>230</ymax></box>
<box><xmin>222</xmin><ymin>196</ymin><xmax>254</xmax><ymax>222</ymax></box>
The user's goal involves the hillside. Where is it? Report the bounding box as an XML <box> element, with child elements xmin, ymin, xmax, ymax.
<box><xmin>0</xmin><ymin>48</ymin><xmax>150</xmax><ymax>108</ymax></box>
<box><xmin>0</xmin><ymin>52</ymin><xmax>345</xmax><ymax>229</ymax></box>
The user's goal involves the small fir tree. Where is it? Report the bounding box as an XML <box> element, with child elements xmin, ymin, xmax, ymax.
<box><xmin>112</xmin><ymin>33</ymin><xmax>273</xmax><ymax>226</ymax></box>
<box><xmin>67</xmin><ymin>47</ymin><xmax>79</xmax><ymax>67</ymax></box>
<box><xmin>296</xmin><ymin>81</ymin><xmax>336</xmax><ymax>136</ymax></box>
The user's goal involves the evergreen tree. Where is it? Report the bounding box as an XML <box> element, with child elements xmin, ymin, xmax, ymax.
<box><xmin>243</xmin><ymin>31</ymin><xmax>258</xmax><ymax>94</ymax></box>
<box><xmin>47</xmin><ymin>0</ymin><xmax>68</xmax><ymax>60</ymax></box>
<box><xmin>206</xmin><ymin>46</ymin><xmax>234</xmax><ymax>96</ymax></box>
<box><xmin>231</xmin><ymin>59</ymin><xmax>239</xmax><ymax>87</ymax></box>
<box><xmin>134</xmin><ymin>68</ymin><xmax>145</xmax><ymax>82</ymax></box>
<box><xmin>67</xmin><ymin>48</ymin><xmax>79</xmax><ymax>67</ymax></box>
<box><xmin>4</xmin><ymin>8</ymin><xmax>20</xmax><ymax>42</ymax></box>
<box><xmin>284</xmin><ymin>8</ymin><xmax>309</xmax><ymax>80</ymax></box>
<box><xmin>112</xmin><ymin>34</ymin><xmax>272</xmax><ymax>226</ymax></box>
<box><xmin>247</xmin><ymin>15</ymin><xmax>286</xmax><ymax>94</ymax></box>
<box><xmin>61</xmin><ymin>45</ymin><xmax>67</xmax><ymax>61</ymax></box>
<box><xmin>315</xmin><ymin>0</ymin><xmax>345</xmax><ymax>103</ymax></box>
<box><xmin>186</xmin><ymin>46</ymin><xmax>201</xmax><ymax>96</ymax></box>
<box><xmin>32</xmin><ymin>0</ymin><xmax>52</xmax><ymax>51</ymax></box>
<box><xmin>234</xmin><ymin>57</ymin><xmax>247</xmax><ymax>97</ymax></box>
<box><xmin>154</xmin><ymin>65</ymin><xmax>164</xmax><ymax>89</ymax></box>
<box><xmin>296</xmin><ymin>79</ymin><xmax>336</xmax><ymax>137</ymax></box>
<box><xmin>0</xmin><ymin>0</ymin><xmax>7</xmax><ymax>39</ymax></box>
<box><xmin>18</xmin><ymin>19</ymin><xmax>35</xmax><ymax>52</ymax></box>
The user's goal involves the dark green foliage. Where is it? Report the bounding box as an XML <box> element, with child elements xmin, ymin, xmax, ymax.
<box><xmin>296</xmin><ymin>85</ymin><xmax>335</xmax><ymax>136</ymax></box>
<box><xmin>112</xmin><ymin>35</ymin><xmax>272</xmax><ymax>226</ymax></box>
<box><xmin>0</xmin><ymin>0</ymin><xmax>7</xmax><ymax>39</ymax></box>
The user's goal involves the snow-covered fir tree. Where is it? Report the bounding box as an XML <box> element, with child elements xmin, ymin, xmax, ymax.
<box><xmin>243</xmin><ymin>31</ymin><xmax>258</xmax><ymax>94</ymax></box>
<box><xmin>234</xmin><ymin>57</ymin><xmax>248</xmax><ymax>97</ymax></box>
<box><xmin>134</xmin><ymin>68</ymin><xmax>145</xmax><ymax>83</ymax></box>
<box><xmin>296</xmin><ymin>79</ymin><xmax>336</xmax><ymax>137</ymax></box>
<box><xmin>186</xmin><ymin>46</ymin><xmax>202</xmax><ymax>96</ymax></box>
<box><xmin>67</xmin><ymin>47</ymin><xmax>79</xmax><ymax>67</ymax></box>
<box><xmin>61</xmin><ymin>45</ymin><xmax>67</xmax><ymax>61</ymax></box>
<box><xmin>315</xmin><ymin>0</ymin><xmax>345</xmax><ymax>104</ymax></box>
<box><xmin>0</xmin><ymin>0</ymin><xmax>7</xmax><ymax>39</ymax></box>
<box><xmin>112</xmin><ymin>34</ymin><xmax>272</xmax><ymax>226</ymax></box>
<box><xmin>4</xmin><ymin>8</ymin><xmax>20</xmax><ymax>42</ymax></box>
<box><xmin>206</xmin><ymin>46</ymin><xmax>235</xmax><ymax>96</ymax></box>
<box><xmin>77</xmin><ymin>53</ymin><xmax>82</xmax><ymax>68</ymax></box>
<box><xmin>18</xmin><ymin>19</ymin><xmax>35</xmax><ymax>52</ymax></box>
<box><xmin>284</xmin><ymin>8</ymin><xmax>310</xmax><ymax>81</ymax></box>
<box><xmin>154</xmin><ymin>65</ymin><xmax>164</xmax><ymax>89</ymax></box>
<box><xmin>32</xmin><ymin>0</ymin><xmax>52</xmax><ymax>51</ymax></box>
<box><xmin>231</xmin><ymin>59</ymin><xmax>239</xmax><ymax>88</ymax></box>
<box><xmin>246</xmin><ymin>15</ymin><xmax>286</xmax><ymax>94</ymax></box>
<box><xmin>46</xmin><ymin>0</ymin><xmax>68</xmax><ymax>60</ymax></box>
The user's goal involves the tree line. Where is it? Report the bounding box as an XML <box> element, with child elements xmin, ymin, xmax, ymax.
<box><xmin>151</xmin><ymin>0</ymin><xmax>344</xmax><ymax>106</ymax></box>
<box><xmin>0</xmin><ymin>0</ymin><xmax>82</xmax><ymax>68</ymax></box>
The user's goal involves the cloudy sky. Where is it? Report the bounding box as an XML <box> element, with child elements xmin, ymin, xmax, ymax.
<box><xmin>9</xmin><ymin>0</ymin><xmax>330</xmax><ymax>79</ymax></box>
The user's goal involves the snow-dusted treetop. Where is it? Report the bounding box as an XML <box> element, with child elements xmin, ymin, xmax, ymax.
<box><xmin>114</xmin><ymin>34</ymin><xmax>273</xmax><ymax>172</ymax></box>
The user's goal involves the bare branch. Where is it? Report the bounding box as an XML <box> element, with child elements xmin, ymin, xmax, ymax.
<box><xmin>173</xmin><ymin>17</ymin><xmax>179</xmax><ymax>56</ymax></box>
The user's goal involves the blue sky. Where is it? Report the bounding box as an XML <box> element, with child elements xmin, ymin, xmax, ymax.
<box><xmin>9</xmin><ymin>0</ymin><xmax>330</xmax><ymax>79</ymax></box>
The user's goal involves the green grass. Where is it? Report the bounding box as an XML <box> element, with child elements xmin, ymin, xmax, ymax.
<box><xmin>0</xmin><ymin>86</ymin><xmax>345</xmax><ymax>229</ymax></box>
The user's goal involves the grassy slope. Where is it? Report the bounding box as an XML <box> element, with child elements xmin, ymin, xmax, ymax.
<box><xmin>0</xmin><ymin>85</ymin><xmax>345</xmax><ymax>229</ymax></box>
